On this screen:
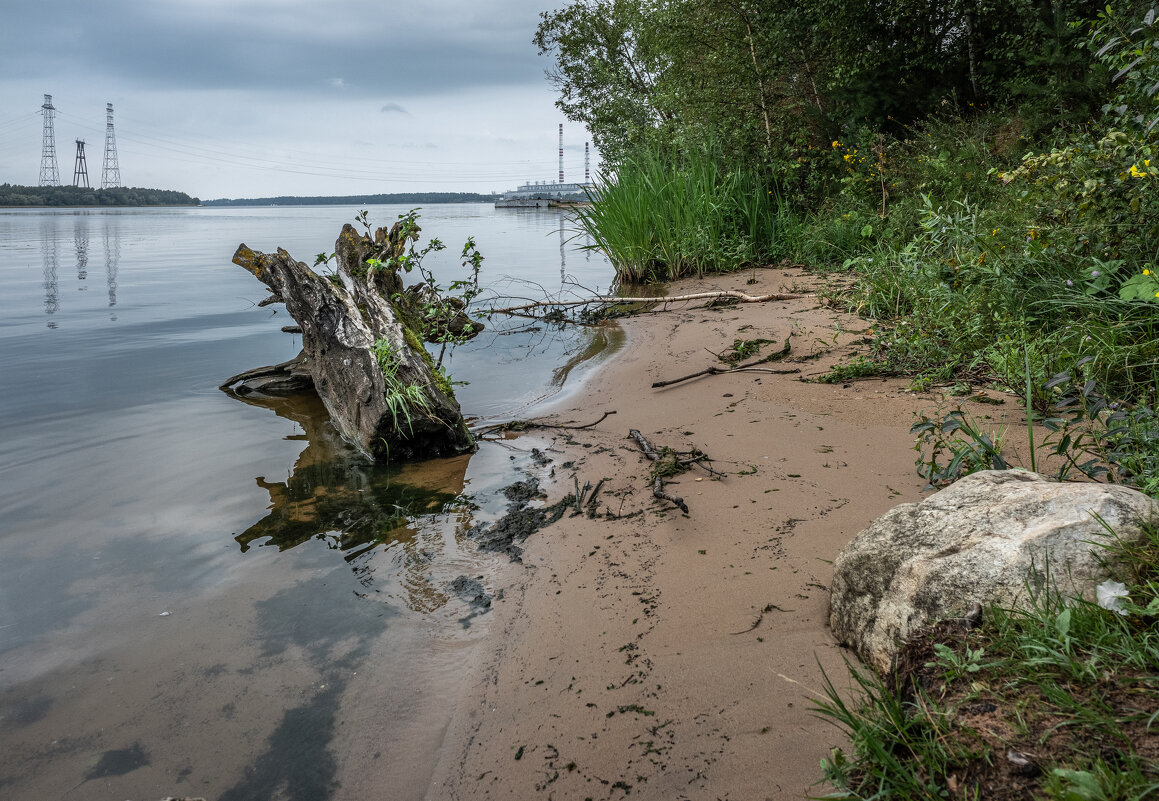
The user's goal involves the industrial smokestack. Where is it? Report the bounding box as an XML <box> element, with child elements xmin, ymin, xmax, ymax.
<box><xmin>558</xmin><ymin>123</ymin><xmax>564</xmax><ymax>183</ymax></box>
<box><xmin>584</xmin><ymin>142</ymin><xmax>590</xmax><ymax>184</ymax></box>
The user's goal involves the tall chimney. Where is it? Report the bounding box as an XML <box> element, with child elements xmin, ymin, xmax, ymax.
<box><xmin>584</xmin><ymin>142</ymin><xmax>590</xmax><ymax>184</ymax></box>
<box><xmin>558</xmin><ymin>123</ymin><xmax>564</xmax><ymax>184</ymax></box>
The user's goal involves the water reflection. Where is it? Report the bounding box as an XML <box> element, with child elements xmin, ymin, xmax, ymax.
<box><xmin>74</xmin><ymin>214</ymin><xmax>88</xmax><ymax>284</ymax></box>
<box><xmin>104</xmin><ymin>214</ymin><xmax>120</xmax><ymax>314</ymax></box>
<box><xmin>0</xmin><ymin>205</ymin><xmax>611</xmax><ymax>801</ymax></box>
<box><xmin>228</xmin><ymin>390</ymin><xmax>475</xmax><ymax>612</ymax></box>
<box><xmin>40</xmin><ymin>218</ymin><xmax>58</xmax><ymax>327</ymax></box>
<box><xmin>551</xmin><ymin>321</ymin><xmax>625</xmax><ymax>387</ymax></box>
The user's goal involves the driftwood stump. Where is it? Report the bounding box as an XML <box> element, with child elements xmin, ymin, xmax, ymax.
<box><xmin>225</xmin><ymin>221</ymin><xmax>474</xmax><ymax>462</ymax></box>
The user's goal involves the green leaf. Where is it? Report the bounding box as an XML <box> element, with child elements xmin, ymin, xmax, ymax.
<box><xmin>1118</xmin><ymin>272</ymin><xmax>1159</xmax><ymax>302</ymax></box>
<box><xmin>1051</xmin><ymin>768</ymin><xmax>1105</xmax><ymax>801</ymax></box>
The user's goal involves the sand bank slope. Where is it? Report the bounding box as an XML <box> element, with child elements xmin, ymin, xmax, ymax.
<box><xmin>431</xmin><ymin>265</ymin><xmax>1009</xmax><ymax>800</ymax></box>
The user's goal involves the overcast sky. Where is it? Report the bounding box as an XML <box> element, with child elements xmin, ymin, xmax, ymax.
<box><xmin>0</xmin><ymin>0</ymin><xmax>594</xmax><ymax>199</ymax></box>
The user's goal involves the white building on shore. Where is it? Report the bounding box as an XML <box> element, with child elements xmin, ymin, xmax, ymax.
<box><xmin>495</xmin><ymin>180</ymin><xmax>593</xmax><ymax>207</ymax></box>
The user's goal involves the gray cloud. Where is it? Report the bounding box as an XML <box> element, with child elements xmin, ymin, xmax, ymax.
<box><xmin>0</xmin><ymin>0</ymin><xmax>596</xmax><ymax>198</ymax></box>
<box><xmin>0</xmin><ymin>0</ymin><xmax>552</xmax><ymax>98</ymax></box>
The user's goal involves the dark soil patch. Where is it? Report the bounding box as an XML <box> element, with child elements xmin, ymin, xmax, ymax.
<box><xmin>467</xmin><ymin>478</ymin><xmax>574</xmax><ymax>561</ymax></box>
<box><xmin>450</xmin><ymin>575</ymin><xmax>492</xmax><ymax>609</ymax></box>
<box><xmin>84</xmin><ymin>743</ymin><xmax>150</xmax><ymax>780</ymax></box>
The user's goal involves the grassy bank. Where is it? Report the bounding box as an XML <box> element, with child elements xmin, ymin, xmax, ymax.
<box><xmin>798</xmin><ymin>116</ymin><xmax>1159</xmax><ymax>401</ymax></box>
<box><xmin>573</xmin><ymin>145</ymin><xmax>782</xmax><ymax>282</ymax></box>
<box><xmin>579</xmin><ymin>9</ymin><xmax>1159</xmax><ymax>493</ymax></box>
<box><xmin>815</xmin><ymin>523</ymin><xmax>1159</xmax><ymax>801</ymax></box>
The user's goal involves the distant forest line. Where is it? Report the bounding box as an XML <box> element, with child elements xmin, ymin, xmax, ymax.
<box><xmin>0</xmin><ymin>184</ymin><xmax>199</xmax><ymax>207</ymax></box>
<box><xmin>201</xmin><ymin>192</ymin><xmax>498</xmax><ymax>206</ymax></box>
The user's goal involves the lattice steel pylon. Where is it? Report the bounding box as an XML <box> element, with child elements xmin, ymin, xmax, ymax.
<box><xmin>101</xmin><ymin>102</ymin><xmax>121</xmax><ymax>189</ymax></box>
<box><xmin>73</xmin><ymin>140</ymin><xmax>90</xmax><ymax>188</ymax></box>
<box><xmin>39</xmin><ymin>94</ymin><xmax>60</xmax><ymax>187</ymax></box>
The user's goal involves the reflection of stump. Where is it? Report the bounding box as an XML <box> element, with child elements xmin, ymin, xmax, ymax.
<box><xmin>226</xmin><ymin>390</ymin><xmax>468</xmax><ymax>554</ymax></box>
<box><xmin>225</xmin><ymin>222</ymin><xmax>474</xmax><ymax>462</ymax></box>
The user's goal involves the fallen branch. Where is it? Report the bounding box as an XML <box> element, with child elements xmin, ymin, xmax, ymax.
<box><xmin>474</xmin><ymin>410</ymin><xmax>616</xmax><ymax>437</ymax></box>
<box><xmin>652</xmin><ymin>477</ymin><xmax>688</xmax><ymax>513</ymax></box>
<box><xmin>485</xmin><ymin>289</ymin><xmax>806</xmax><ymax>317</ymax></box>
<box><xmin>629</xmin><ymin>429</ymin><xmax>690</xmax><ymax>513</ymax></box>
<box><xmin>680</xmin><ymin>454</ymin><xmax>725</xmax><ymax>478</ymax></box>
<box><xmin>653</xmin><ymin>335</ymin><xmax>800</xmax><ymax>388</ymax></box>
<box><xmin>652</xmin><ymin>365</ymin><xmax>799</xmax><ymax>388</ymax></box>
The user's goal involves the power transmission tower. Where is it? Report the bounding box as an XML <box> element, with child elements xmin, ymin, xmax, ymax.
<box><xmin>101</xmin><ymin>102</ymin><xmax>121</xmax><ymax>189</ymax></box>
<box><xmin>73</xmin><ymin>140</ymin><xmax>90</xmax><ymax>188</ymax></box>
<box><xmin>39</xmin><ymin>94</ymin><xmax>60</xmax><ymax>187</ymax></box>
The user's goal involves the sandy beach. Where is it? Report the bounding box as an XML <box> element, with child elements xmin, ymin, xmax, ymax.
<box><xmin>427</xmin><ymin>263</ymin><xmax>1024</xmax><ymax>800</ymax></box>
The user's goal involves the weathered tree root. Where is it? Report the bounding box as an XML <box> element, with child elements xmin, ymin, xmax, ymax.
<box><xmin>229</xmin><ymin>219</ymin><xmax>474</xmax><ymax>462</ymax></box>
<box><xmin>220</xmin><ymin>353</ymin><xmax>313</xmax><ymax>395</ymax></box>
<box><xmin>629</xmin><ymin>428</ymin><xmax>690</xmax><ymax>514</ymax></box>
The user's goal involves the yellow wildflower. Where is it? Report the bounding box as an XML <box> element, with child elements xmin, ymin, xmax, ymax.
<box><xmin>1145</xmin><ymin>269</ymin><xmax>1151</xmax><ymax>276</ymax></box>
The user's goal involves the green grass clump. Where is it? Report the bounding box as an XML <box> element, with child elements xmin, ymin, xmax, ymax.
<box><xmin>371</xmin><ymin>338</ymin><xmax>431</xmax><ymax>435</ymax></box>
<box><xmin>815</xmin><ymin>522</ymin><xmax>1159</xmax><ymax>801</ymax></box>
<box><xmin>573</xmin><ymin>143</ymin><xmax>784</xmax><ymax>282</ymax></box>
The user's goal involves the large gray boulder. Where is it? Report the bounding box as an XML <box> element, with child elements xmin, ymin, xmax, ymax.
<box><xmin>829</xmin><ymin>470</ymin><xmax>1155</xmax><ymax>671</ymax></box>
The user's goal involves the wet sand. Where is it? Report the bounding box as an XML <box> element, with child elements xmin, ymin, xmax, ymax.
<box><xmin>428</xmin><ymin>264</ymin><xmax>1025</xmax><ymax>800</ymax></box>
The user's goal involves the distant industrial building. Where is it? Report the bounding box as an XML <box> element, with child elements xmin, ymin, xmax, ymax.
<box><xmin>497</xmin><ymin>179</ymin><xmax>591</xmax><ymax>203</ymax></box>
<box><xmin>496</xmin><ymin>126</ymin><xmax>594</xmax><ymax>208</ymax></box>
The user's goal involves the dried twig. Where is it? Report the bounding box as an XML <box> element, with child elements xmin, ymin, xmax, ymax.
<box><xmin>474</xmin><ymin>410</ymin><xmax>616</xmax><ymax>437</ymax></box>
<box><xmin>653</xmin><ymin>336</ymin><xmax>798</xmax><ymax>388</ymax></box>
<box><xmin>629</xmin><ymin>428</ymin><xmax>690</xmax><ymax>513</ymax></box>
<box><xmin>652</xmin><ymin>364</ymin><xmax>799</xmax><ymax>388</ymax></box>
<box><xmin>731</xmin><ymin>603</ymin><xmax>794</xmax><ymax>635</ymax></box>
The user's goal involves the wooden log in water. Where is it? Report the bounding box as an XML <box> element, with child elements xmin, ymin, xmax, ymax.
<box><xmin>228</xmin><ymin>222</ymin><xmax>474</xmax><ymax>462</ymax></box>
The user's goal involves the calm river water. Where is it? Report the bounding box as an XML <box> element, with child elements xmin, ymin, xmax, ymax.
<box><xmin>0</xmin><ymin>204</ymin><xmax>616</xmax><ymax>800</ymax></box>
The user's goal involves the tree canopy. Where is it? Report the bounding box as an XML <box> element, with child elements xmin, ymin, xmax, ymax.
<box><xmin>537</xmin><ymin>0</ymin><xmax>1116</xmax><ymax>173</ymax></box>
<box><xmin>0</xmin><ymin>184</ymin><xmax>199</xmax><ymax>207</ymax></box>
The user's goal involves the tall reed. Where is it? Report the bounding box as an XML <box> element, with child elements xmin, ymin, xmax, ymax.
<box><xmin>573</xmin><ymin>145</ymin><xmax>782</xmax><ymax>283</ymax></box>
